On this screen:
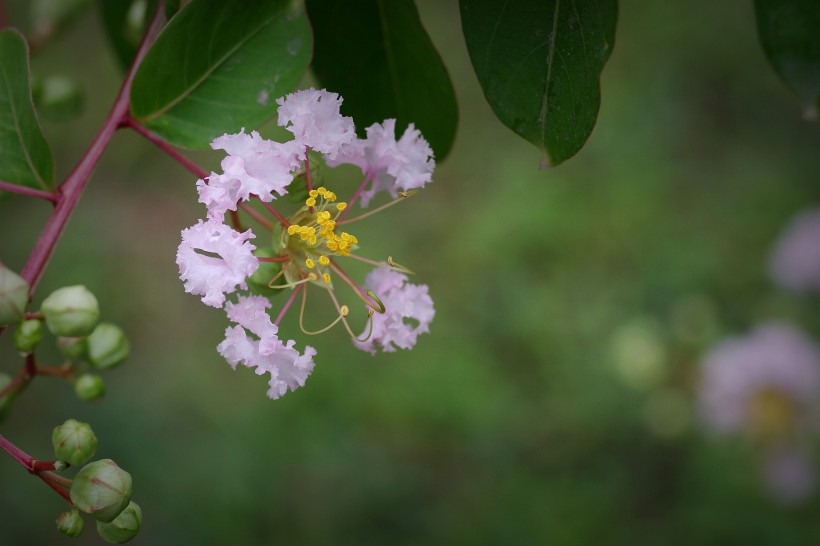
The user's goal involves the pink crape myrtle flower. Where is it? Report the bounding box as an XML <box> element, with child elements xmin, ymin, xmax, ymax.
<box><xmin>330</xmin><ymin>119</ymin><xmax>435</xmax><ymax>207</ymax></box>
<box><xmin>276</xmin><ymin>88</ymin><xmax>356</xmax><ymax>160</ymax></box>
<box><xmin>177</xmin><ymin>87</ymin><xmax>435</xmax><ymax>400</ymax></box>
<box><xmin>769</xmin><ymin>206</ymin><xmax>820</xmax><ymax>294</ymax></box>
<box><xmin>698</xmin><ymin>321</ymin><xmax>820</xmax><ymax>504</ymax></box>
<box><xmin>217</xmin><ymin>296</ymin><xmax>316</xmax><ymax>400</ymax></box>
<box><xmin>197</xmin><ymin>129</ymin><xmax>303</xmax><ymax>219</ymax></box>
<box><xmin>176</xmin><ymin>219</ymin><xmax>258</xmax><ymax>308</ymax></box>
<box><xmin>355</xmin><ymin>267</ymin><xmax>434</xmax><ymax>354</ymax></box>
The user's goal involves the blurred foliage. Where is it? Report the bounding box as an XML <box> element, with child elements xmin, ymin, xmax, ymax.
<box><xmin>1</xmin><ymin>1</ymin><xmax>820</xmax><ymax>545</ymax></box>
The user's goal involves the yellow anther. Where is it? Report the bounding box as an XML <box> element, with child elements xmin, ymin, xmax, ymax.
<box><xmin>308</xmin><ymin>236</ymin><xmax>317</xmax><ymax>245</ymax></box>
<box><xmin>350</xmin><ymin>235</ymin><xmax>358</xmax><ymax>244</ymax></box>
<box><xmin>326</xmin><ymin>192</ymin><xmax>337</xmax><ymax>202</ymax></box>
<box><xmin>326</xmin><ymin>241</ymin><xmax>338</xmax><ymax>251</ymax></box>
<box><xmin>318</xmin><ymin>255</ymin><xmax>330</xmax><ymax>266</ymax></box>
<box><xmin>323</xmin><ymin>273</ymin><xmax>331</xmax><ymax>284</ymax></box>
<box><xmin>336</xmin><ymin>202</ymin><xmax>347</xmax><ymax>211</ymax></box>
<box><xmin>305</xmin><ymin>258</ymin><xmax>315</xmax><ymax>269</ymax></box>
<box><xmin>306</xmin><ymin>197</ymin><xmax>316</xmax><ymax>207</ymax></box>
<box><xmin>340</xmin><ymin>233</ymin><xmax>352</xmax><ymax>242</ymax></box>
<box><xmin>301</xmin><ymin>226</ymin><xmax>310</xmax><ymax>234</ymax></box>
<box><xmin>317</xmin><ymin>186</ymin><xmax>327</xmax><ymax>195</ymax></box>
<box><xmin>287</xmin><ymin>225</ymin><xmax>299</xmax><ymax>235</ymax></box>
<box><xmin>307</xmin><ymin>227</ymin><xmax>316</xmax><ymax>235</ymax></box>
<box><xmin>318</xmin><ymin>211</ymin><xmax>331</xmax><ymax>221</ymax></box>
<box><xmin>308</xmin><ymin>189</ymin><xmax>319</xmax><ymax>198</ymax></box>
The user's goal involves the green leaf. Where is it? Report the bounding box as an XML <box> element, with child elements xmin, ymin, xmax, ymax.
<box><xmin>754</xmin><ymin>0</ymin><xmax>820</xmax><ymax>118</ymax></box>
<box><xmin>98</xmin><ymin>0</ymin><xmax>158</xmax><ymax>71</ymax></box>
<box><xmin>130</xmin><ymin>0</ymin><xmax>312</xmax><ymax>149</ymax></box>
<box><xmin>306</xmin><ymin>0</ymin><xmax>458</xmax><ymax>160</ymax></box>
<box><xmin>0</xmin><ymin>30</ymin><xmax>55</xmax><ymax>190</ymax></box>
<box><xmin>460</xmin><ymin>0</ymin><xmax>617</xmax><ymax>165</ymax></box>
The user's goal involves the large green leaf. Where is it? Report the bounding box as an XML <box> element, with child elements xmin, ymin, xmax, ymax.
<box><xmin>460</xmin><ymin>0</ymin><xmax>617</xmax><ymax>165</ymax></box>
<box><xmin>306</xmin><ymin>0</ymin><xmax>458</xmax><ymax>160</ymax></box>
<box><xmin>754</xmin><ymin>0</ymin><xmax>820</xmax><ymax>118</ymax></box>
<box><xmin>130</xmin><ymin>0</ymin><xmax>312</xmax><ymax>149</ymax></box>
<box><xmin>0</xmin><ymin>30</ymin><xmax>54</xmax><ymax>190</ymax></box>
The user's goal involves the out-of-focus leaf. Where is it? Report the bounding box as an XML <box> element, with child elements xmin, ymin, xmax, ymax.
<box><xmin>130</xmin><ymin>0</ymin><xmax>312</xmax><ymax>149</ymax></box>
<box><xmin>0</xmin><ymin>30</ymin><xmax>54</xmax><ymax>190</ymax></box>
<box><xmin>460</xmin><ymin>0</ymin><xmax>617</xmax><ymax>165</ymax></box>
<box><xmin>306</xmin><ymin>0</ymin><xmax>458</xmax><ymax>160</ymax></box>
<box><xmin>98</xmin><ymin>0</ymin><xmax>157</xmax><ymax>70</ymax></box>
<box><xmin>32</xmin><ymin>74</ymin><xmax>84</xmax><ymax>121</ymax></box>
<box><xmin>754</xmin><ymin>0</ymin><xmax>820</xmax><ymax>119</ymax></box>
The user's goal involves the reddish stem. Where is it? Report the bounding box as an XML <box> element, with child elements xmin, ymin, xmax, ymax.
<box><xmin>124</xmin><ymin>116</ymin><xmax>208</xmax><ymax>179</ymax></box>
<box><xmin>275</xmin><ymin>285</ymin><xmax>303</xmax><ymax>326</ymax></box>
<box><xmin>258</xmin><ymin>256</ymin><xmax>290</xmax><ymax>263</ymax></box>
<box><xmin>338</xmin><ymin>172</ymin><xmax>373</xmax><ymax>221</ymax></box>
<box><xmin>18</xmin><ymin>7</ymin><xmax>165</xmax><ymax>295</ymax></box>
<box><xmin>0</xmin><ymin>435</ymin><xmax>72</xmax><ymax>502</ymax></box>
<box><xmin>239</xmin><ymin>203</ymin><xmax>273</xmax><ymax>230</ymax></box>
<box><xmin>258</xmin><ymin>199</ymin><xmax>290</xmax><ymax>227</ymax></box>
<box><xmin>0</xmin><ymin>180</ymin><xmax>57</xmax><ymax>203</ymax></box>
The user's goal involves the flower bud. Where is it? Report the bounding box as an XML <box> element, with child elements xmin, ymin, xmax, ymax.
<box><xmin>57</xmin><ymin>336</ymin><xmax>87</xmax><ymax>360</ymax></box>
<box><xmin>52</xmin><ymin>419</ymin><xmax>97</xmax><ymax>466</ymax></box>
<box><xmin>0</xmin><ymin>372</ymin><xmax>13</xmax><ymax>422</ymax></box>
<box><xmin>0</xmin><ymin>263</ymin><xmax>29</xmax><ymax>326</ymax></box>
<box><xmin>74</xmin><ymin>373</ymin><xmax>105</xmax><ymax>402</ymax></box>
<box><xmin>56</xmin><ymin>507</ymin><xmax>84</xmax><ymax>537</ymax></box>
<box><xmin>70</xmin><ymin>459</ymin><xmax>132</xmax><ymax>522</ymax></box>
<box><xmin>13</xmin><ymin>319</ymin><xmax>43</xmax><ymax>353</ymax></box>
<box><xmin>96</xmin><ymin>501</ymin><xmax>141</xmax><ymax>544</ymax></box>
<box><xmin>87</xmin><ymin>323</ymin><xmax>129</xmax><ymax>370</ymax></box>
<box><xmin>42</xmin><ymin>285</ymin><xmax>99</xmax><ymax>337</ymax></box>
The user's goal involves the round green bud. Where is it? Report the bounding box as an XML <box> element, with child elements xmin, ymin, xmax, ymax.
<box><xmin>52</xmin><ymin>419</ymin><xmax>97</xmax><ymax>466</ymax></box>
<box><xmin>96</xmin><ymin>501</ymin><xmax>142</xmax><ymax>544</ymax></box>
<box><xmin>74</xmin><ymin>373</ymin><xmax>105</xmax><ymax>402</ymax></box>
<box><xmin>56</xmin><ymin>507</ymin><xmax>84</xmax><ymax>537</ymax></box>
<box><xmin>0</xmin><ymin>263</ymin><xmax>29</xmax><ymax>326</ymax></box>
<box><xmin>87</xmin><ymin>323</ymin><xmax>129</xmax><ymax>370</ymax></box>
<box><xmin>71</xmin><ymin>459</ymin><xmax>132</xmax><ymax>522</ymax></box>
<box><xmin>57</xmin><ymin>336</ymin><xmax>88</xmax><ymax>361</ymax></box>
<box><xmin>0</xmin><ymin>372</ymin><xmax>13</xmax><ymax>422</ymax></box>
<box><xmin>42</xmin><ymin>285</ymin><xmax>99</xmax><ymax>337</ymax></box>
<box><xmin>13</xmin><ymin>319</ymin><xmax>43</xmax><ymax>353</ymax></box>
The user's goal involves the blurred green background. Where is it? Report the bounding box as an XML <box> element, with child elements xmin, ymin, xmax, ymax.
<box><xmin>2</xmin><ymin>1</ymin><xmax>820</xmax><ymax>544</ymax></box>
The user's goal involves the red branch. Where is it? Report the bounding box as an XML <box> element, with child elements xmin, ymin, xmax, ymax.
<box><xmin>18</xmin><ymin>7</ymin><xmax>166</xmax><ymax>295</ymax></box>
<box><xmin>0</xmin><ymin>180</ymin><xmax>57</xmax><ymax>203</ymax></box>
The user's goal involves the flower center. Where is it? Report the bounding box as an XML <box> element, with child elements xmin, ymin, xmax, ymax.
<box><xmin>282</xmin><ymin>186</ymin><xmax>359</xmax><ymax>285</ymax></box>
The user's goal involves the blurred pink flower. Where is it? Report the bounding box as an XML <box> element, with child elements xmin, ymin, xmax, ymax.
<box><xmin>769</xmin><ymin>207</ymin><xmax>820</xmax><ymax>293</ymax></box>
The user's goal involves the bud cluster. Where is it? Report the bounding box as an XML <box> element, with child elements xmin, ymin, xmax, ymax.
<box><xmin>0</xmin><ymin>265</ymin><xmax>131</xmax><ymax>416</ymax></box>
<box><xmin>48</xmin><ymin>420</ymin><xmax>142</xmax><ymax>543</ymax></box>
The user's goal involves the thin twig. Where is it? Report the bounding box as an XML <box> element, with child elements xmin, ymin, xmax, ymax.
<box><xmin>0</xmin><ymin>180</ymin><xmax>57</xmax><ymax>203</ymax></box>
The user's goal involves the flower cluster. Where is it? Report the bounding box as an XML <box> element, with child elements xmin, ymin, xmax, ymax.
<box><xmin>698</xmin><ymin>321</ymin><xmax>820</xmax><ymax>502</ymax></box>
<box><xmin>176</xmin><ymin>89</ymin><xmax>435</xmax><ymax>399</ymax></box>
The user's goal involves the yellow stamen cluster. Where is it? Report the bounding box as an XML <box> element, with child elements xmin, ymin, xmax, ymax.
<box><xmin>285</xmin><ymin>186</ymin><xmax>360</xmax><ymax>283</ymax></box>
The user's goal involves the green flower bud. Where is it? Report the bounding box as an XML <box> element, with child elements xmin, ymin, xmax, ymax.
<box><xmin>96</xmin><ymin>501</ymin><xmax>141</xmax><ymax>544</ymax></box>
<box><xmin>70</xmin><ymin>459</ymin><xmax>132</xmax><ymax>522</ymax></box>
<box><xmin>56</xmin><ymin>507</ymin><xmax>84</xmax><ymax>537</ymax></box>
<box><xmin>0</xmin><ymin>373</ymin><xmax>13</xmax><ymax>422</ymax></box>
<box><xmin>52</xmin><ymin>419</ymin><xmax>97</xmax><ymax>466</ymax></box>
<box><xmin>74</xmin><ymin>373</ymin><xmax>105</xmax><ymax>402</ymax></box>
<box><xmin>13</xmin><ymin>319</ymin><xmax>43</xmax><ymax>353</ymax></box>
<box><xmin>42</xmin><ymin>285</ymin><xmax>99</xmax><ymax>337</ymax></box>
<box><xmin>0</xmin><ymin>263</ymin><xmax>29</xmax><ymax>326</ymax></box>
<box><xmin>87</xmin><ymin>323</ymin><xmax>129</xmax><ymax>370</ymax></box>
<box><xmin>57</xmin><ymin>336</ymin><xmax>87</xmax><ymax>360</ymax></box>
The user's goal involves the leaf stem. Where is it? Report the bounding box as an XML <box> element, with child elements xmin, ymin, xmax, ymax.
<box><xmin>0</xmin><ymin>434</ymin><xmax>73</xmax><ymax>502</ymax></box>
<box><xmin>0</xmin><ymin>180</ymin><xmax>57</xmax><ymax>203</ymax></box>
<box><xmin>123</xmin><ymin>116</ymin><xmax>208</xmax><ymax>179</ymax></box>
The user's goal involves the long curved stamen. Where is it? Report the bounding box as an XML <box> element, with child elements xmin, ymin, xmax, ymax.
<box><xmin>386</xmin><ymin>256</ymin><xmax>415</xmax><ymax>275</ymax></box>
<box><xmin>365</xmin><ymin>290</ymin><xmax>386</xmax><ymax>314</ymax></box>
<box><xmin>267</xmin><ymin>269</ymin><xmax>286</xmax><ymax>288</ymax></box>
<box><xmin>338</xmin><ymin>190</ymin><xmax>417</xmax><ymax>226</ymax></box>
<box><xmin>270</xmin><ymin>273</ymin><xmax>318</xmax><ymax>289</ymax></box>
<box><xmin>324</xmin><ymin>286</ymin><xmax>375</xmax><ymax>342</ymax></box>
<box><xmin>299</xmin><ymin>286</ymin><xmax>349</xmax><ymax>335</ymax></box>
